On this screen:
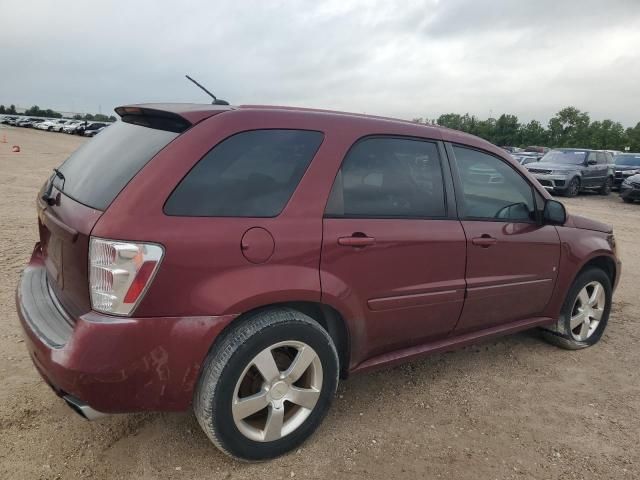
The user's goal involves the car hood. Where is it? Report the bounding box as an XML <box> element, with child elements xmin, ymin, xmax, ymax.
<box><xmin>564</xmin><ymin>213</ymin><xmax>612</xmax><ymax>233</ymax></box>
<box><xmin>527</xmin><ymin>162</ymin><xmax>582</xmax><ymax>172</ymax></box>
<box><xmin>615</xmin><ymin>165</ymin><xmax>640</xmax><ymax>172</ymax></box>
<box><xmin>625</xmin><ymin>173</ymin><xmax>640</xmax><ymax>182</ymax></box>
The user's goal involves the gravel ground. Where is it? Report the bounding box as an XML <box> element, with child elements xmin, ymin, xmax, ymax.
<box><xmin>0</xmin><ymin>125</ymin><xmax>638</xmax><ymax>479</ymax></box>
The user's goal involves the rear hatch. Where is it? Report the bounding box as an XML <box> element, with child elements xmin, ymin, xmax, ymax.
<box><xmin>37</xmin><ymin>109</ymin><xmax>195</xmax><ymax>318</ymax></box>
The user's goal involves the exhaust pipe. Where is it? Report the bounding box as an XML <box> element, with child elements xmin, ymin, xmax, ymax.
<box><xmin>63</xmin><ymin>395</ymin><xmax>108</xmax><ymax>421</ymax></box>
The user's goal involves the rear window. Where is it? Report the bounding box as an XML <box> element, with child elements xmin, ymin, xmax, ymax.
<box><xmin>55</xmin><ymin>121</ymin><xmax>178</xmax><ymax>210</ymax></box>
<box><xmin>164</xmin><ymin>129</ymin><xmax>323</xmax><ymax>217</ymax></box>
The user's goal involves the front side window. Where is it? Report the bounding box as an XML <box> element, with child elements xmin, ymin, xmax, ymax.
<box><xmin>596</xmin><ymin>152</ymin><xmax>607</xmax><ymax>164</ymax></box>
<box><xmin>453</xmin><ymin>146</ymin><xmax>535</xmax><ymax>222</ymax></box>
<box><xmin>165</xmin><ymin>129</ymin><xmax>324</xmax><ymax>217</ymax></box>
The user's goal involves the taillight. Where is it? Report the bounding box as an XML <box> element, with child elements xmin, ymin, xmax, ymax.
<box><xmin>89</xmin><ymin>237</ymin><xmax>164</xmax><ymax>316</ymax></box>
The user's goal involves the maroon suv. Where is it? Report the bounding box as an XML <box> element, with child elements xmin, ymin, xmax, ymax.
<box><xmin>17</xmin><ymin>104</ymin><xmax>620</xmax><ymax>460</ymax></box>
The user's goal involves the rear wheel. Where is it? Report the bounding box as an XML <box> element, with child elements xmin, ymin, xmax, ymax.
<box><xmin>622</xmin><ymin>197</ymin><xmax>634</xmax><ymax>204</ymax></box>
<box><xmin>599</xmin><ymin>177</ymin><xmax>613</xmax><ymax>195</ymax></box>
<box><xmin>541</xmin><ymin>268</ymin><xmax>611</xmax><ymax>350</ymax></box>
<box><xmin>566</xmin><ymin>177</ymin><xmax>580</xmax><ymax>197</ymax></box>
<box><xmin>194</xmin><ymin>308</ymin><xmax>339</xmax><ymax>461</ymax></box>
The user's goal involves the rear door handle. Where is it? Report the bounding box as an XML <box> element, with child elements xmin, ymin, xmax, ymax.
<box><xmin>471</xmin><ymin>235</ymin><xmax>497</xmax><ymax>248</ymax></box>
<box><xmin>337</xmin><ymin>235</ymin><xmax>376</xmax><ymax>247</ymax></box>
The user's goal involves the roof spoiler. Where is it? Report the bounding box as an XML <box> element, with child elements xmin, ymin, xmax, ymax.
<box><xmin>114</xmin><ymin>106</ymin><xmax>192</xmax><ymax>133</ymax></box>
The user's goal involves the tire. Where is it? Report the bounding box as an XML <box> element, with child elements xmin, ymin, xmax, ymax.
<box><xmin>599</xmin><ymin>177</ymin><xmax>613</xmax><ymax>195</ymax></box>
<box><xmin>565</xmin><ymin>176</ymin><xmax>580</xmax><ymax>197</ymax></box>
<box><xmin>541</xmin><ymin>267</ymin><xmax>612</xmax><ymax>350</ymax></box>
<box><xmin>622</xmin><ymin>197</ymin><xmax>634</xmax><ymax>204</ymax></box>
<box><xmin>194</xmin><ymin>308</ymin><xmax>339</xmax><ymax>461</ymax></box>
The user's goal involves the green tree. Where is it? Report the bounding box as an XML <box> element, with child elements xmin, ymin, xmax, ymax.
<box><xmin>625</xmin><ymin>122</ymin><xmax>640</xmax><ymax>152</ymax></box>
<box><xmin>494</xmin><ymin>114</ymin><xmax>520</xmax><ymax>146</ymax></box>
<box><xmin>8</xmin><ymin>104</ymin><xmax>17</xmax><ymax>114</ymax></box>
<box><xmin>519</xmin><ymin>120</ymin><xmax>548</xmax><ymax>146</ymax></box>
<box><xmin>589</xmin><ymin>119</ymin><xmax>625</xmax><ymax>150</ymax></box>
<box><xmin>548</xmin><ymin>106</ymin><xmax>590</xmax><ymax>147</ymax></box>
<box><xmin>24</xmin><ymin>105</ymin><xmax>62</xmax><ymax>118</ymax></box>
<box><xmin>0</xmin><ymin>105</ymin><xmax>5</xmax><ymax>114</ymax></box>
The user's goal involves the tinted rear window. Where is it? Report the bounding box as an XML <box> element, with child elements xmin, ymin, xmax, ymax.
<box><xmin>164</xmin><ymin>129</ymin><xmax>323</xmax><ymax>217</ymax></box>
<box><xmin>55</xmin><ymin>121</ymin><xmax>178</xmax><ymax>210</ymax></box>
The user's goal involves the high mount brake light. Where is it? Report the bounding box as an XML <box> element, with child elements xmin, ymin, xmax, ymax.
<box><xmin>89</xmin><ymin>237</ymin><xmax>164</xmax><ymax>316</ymax></box>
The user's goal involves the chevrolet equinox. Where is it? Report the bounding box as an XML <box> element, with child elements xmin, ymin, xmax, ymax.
<box><xmin>17</xmin><ymin>104</ymin><xmax>621</xmax><ymax>460</ymax></box>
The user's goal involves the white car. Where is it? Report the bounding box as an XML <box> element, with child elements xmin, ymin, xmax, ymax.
<box><xmin>51</xmin><ymin>119</ymin><xmax>74</xmax><ymax>132</ymax></box>
<box><xmin>62</xmin><ymin>121</ymin><xmax>83</xmax><ymax>134</ymax></box>
<box><xmin>34</xmin><ymin>120</ymin><xmax>56</xmax><ymax>131</ymax></box>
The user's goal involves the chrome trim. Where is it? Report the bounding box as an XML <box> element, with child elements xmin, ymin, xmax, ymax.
<box><xmin>63</xmin><ymin>395</ymin><xmax>108</xmax><ymax>421</ymax></box>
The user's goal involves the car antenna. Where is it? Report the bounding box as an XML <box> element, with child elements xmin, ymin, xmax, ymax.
<box><xmin>185</xmin><ymin>75</ymin><xmax>229</xmax><ymax>105</ymax></box>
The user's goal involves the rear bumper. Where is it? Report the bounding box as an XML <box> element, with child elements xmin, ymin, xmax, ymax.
<box><xmin>16</xmin><ymin>245</ymin><xmax>237</xmax><ymax>413</ymax></box>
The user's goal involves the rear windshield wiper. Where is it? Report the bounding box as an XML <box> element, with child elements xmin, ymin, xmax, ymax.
<box><xmin>42</xmin><ymin>168</ymin><xmax>66</xmax><ymax>205</ymax></box>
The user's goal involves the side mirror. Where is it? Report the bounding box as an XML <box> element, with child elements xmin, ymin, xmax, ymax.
<box><xmin>587</xmin><ymin>159</ymin><xmax>597</xmax><ymax>165</ymax></box>
<box><xmin>543</xmin><ymin>199</ymin><xmax>566</xmax><ymax>225</ymax></box>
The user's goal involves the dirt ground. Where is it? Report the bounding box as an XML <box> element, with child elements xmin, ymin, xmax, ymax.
<box><xmin>0</xmin><ymin>125</ymin><xmax>638</xmax><ymax>480</ymax></box>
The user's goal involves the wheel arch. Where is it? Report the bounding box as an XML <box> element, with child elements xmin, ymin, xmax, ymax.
<box><xmin>577</xmin><ymin>255</ymin><xmax>617</xmax><ymax>289</ymax></box>
<box><xmin>204</xmin><ymin>301</ymin><xmax>352</xmax><ymax>380</ymax></box>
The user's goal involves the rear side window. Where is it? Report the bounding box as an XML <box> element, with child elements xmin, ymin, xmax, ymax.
<box><xmin>165</xmin><ymin>129</ymin><xmax>323</xmax><ymax>217</ymax></box>
<box><xmin>325</xmin><ymin>137</ymin><xmax>446</xmax><ymax>218</ymax></box>
<box><xmin>56</xmin><ymin>121</ymin><xmax>178</xmax><ymax>210</ymax></box>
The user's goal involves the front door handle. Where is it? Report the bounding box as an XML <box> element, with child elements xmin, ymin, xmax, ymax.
<box><xmin>337</xmin><ymin>235</ymin><xmax>376</xmax><ymax>247</ymax></box>
<box><xmin>471</xmin><ymin>235</ymin><xmax>497</xmax><ymax>248</ymax></box>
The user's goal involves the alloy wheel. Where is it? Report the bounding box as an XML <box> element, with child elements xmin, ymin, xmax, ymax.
<box><xmin>570</xmin><ymin>281</ymin><xmax>606</xmax><ymax>341</ymax></box>
<box><xmin>232</xmin><ymin>341</ymin><xmax>323</xmax><ymax>442</ymax></box>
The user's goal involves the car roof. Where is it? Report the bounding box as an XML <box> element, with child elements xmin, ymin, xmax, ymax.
<box><xmin>117</xmin><ymin>103</ymin><xmax>509</xmax><ymax>159</ymax></box>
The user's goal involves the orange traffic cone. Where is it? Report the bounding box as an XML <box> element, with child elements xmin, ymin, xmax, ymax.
<box><xmin>0</xmin><ymin>134</ymin><xmax>6</xmax><ymax>143</ymax></box>
<box><xmin>11</xmin><ymin>145</ymin><xmax>20</xmax><ymax>152</ymax></box>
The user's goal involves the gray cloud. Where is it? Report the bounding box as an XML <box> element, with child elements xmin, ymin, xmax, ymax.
<box><xmin>1</xmin><ymin>0</ymin><xmax>639</xmax><ymax>126</ymax></box>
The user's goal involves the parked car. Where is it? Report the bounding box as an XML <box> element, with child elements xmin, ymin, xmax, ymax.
<box><xmin>620</xmin><ymin>173</ymin><xmax>640</xmax><ymax>203</ymax></box>
<box><xmin>526</xmin><ymin>148</ymin><xmax>614</xmax><ymax>197</ymax></box>
<box><xmin>612</xmin><ymin>153</ymin><xmax>640</xmax><ymax>189</ymax></box>
<box><xmin>82</xmin><ymin>123</ymin><xmax>108</xmax><ymax>137</ymax></box>
<box><xmin>501</xmin><ymin>146</ymin><xmax>521</xmax><ymax>153</ymax></box>
<box><xmin>6</xmin><ymin>116</ymin><xmax>22</xmax><ymax>126</ymax></box>
<box><xmin>17</xmin><ymin>103</ymin><xmax>620</xmax><ymax>461</ymax></box>
<box><xmin>34</xmin><ymin>119</ymin><xmax>62</xmax><ymax>131</ymax></box>
<box><xmin>73</xmin><ymin>121</ymin><xmax>106</xmax><ymax>135</ymax></box>
<box><xmin>62</xmin><ymin>121</ymin><xmax>83</xmax><ymax>134</ymax></box>
<box><xmin>0</xmin><ymin>115</ymin><xmax>17</xmax><ymax>124</ymax></box>
<box><xmin>525</xmin><ymin>146</ymin><xmax>550</xmax><ymax>154</ymax></box>
<box><xmin>512</xmin><ymin>152</ymin><xmax>543</xmax><ymax>165</ymax></box>
<box><xmin>17</xmin><ymin>117</ymin><xmax>45</xmax><ymax>128</ymax></box>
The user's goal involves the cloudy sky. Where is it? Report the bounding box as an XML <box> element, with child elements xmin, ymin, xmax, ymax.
<box><xmin>1</xmin><ymin>0</ymin><xmax>639</xmax><ymax>125</ymax></box>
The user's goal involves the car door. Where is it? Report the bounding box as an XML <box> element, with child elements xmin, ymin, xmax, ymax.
<box><xmin>595</xmin><ymin>151</ymin><xmax>609</xmax><ymax>187</ymax></box>
<box><xmin>583</xmin><ymin>151</ymin><xmax>599</xmax><ymax>187</ymax></box>
<box><xmin>448</xmin><ymin>144</ymin><xmax>560</xmax><ymax>334</ymax></box>
<box><xmin>321</xmin><ymin>136</ymin><xmax>467</xmax><ymax>360</ymax></box>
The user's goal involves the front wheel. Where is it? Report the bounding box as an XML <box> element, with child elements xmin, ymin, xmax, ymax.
<box><xmin>565</xmin><ymin>177</ymin><xmax>580</xmax><ymax>197</ymax></box>
<box><xmin>194</xmin><ymin>308</ymin><xmax>339</xmax><ymax>461</ymax></box>
<box><xmin>541</xmin><ymin>268</ymin><xmax>612</xmax><ymax>350</ymax></box>
<box><xmin>599</xmin><ymin>177</ymin><xmax>613</xmax><ymax>195</ymax></box>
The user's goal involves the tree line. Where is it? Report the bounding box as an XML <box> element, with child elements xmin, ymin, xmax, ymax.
<box><xmin>414</xmin><ymin>106</ymin><xmax>640</xmax><ymax>152</ymax></box>
<box><xmin>0</xmin><ymin>104</ymin><xmax>116</xmax><ymax>123</ymax></box>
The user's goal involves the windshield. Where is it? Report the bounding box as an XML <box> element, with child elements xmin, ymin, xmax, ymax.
<box><xmin>540</xmin><ymin>150</ymin><xmax>587</xmax><ymax>164</ymax></box>
<box><xmin>614</xmin><ymin>154</ymin><xmax>640</xmax><ymax>166</ymax></box>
